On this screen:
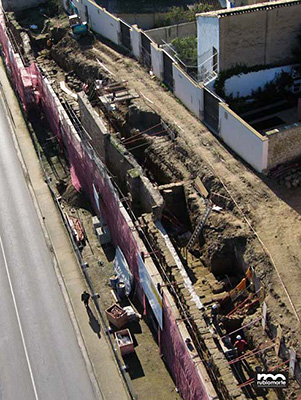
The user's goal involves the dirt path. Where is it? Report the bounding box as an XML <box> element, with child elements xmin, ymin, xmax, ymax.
<box><xmin>90</xmin><ymin>41</ymin><xmax>301</xmax><ymax>325</ymax></box>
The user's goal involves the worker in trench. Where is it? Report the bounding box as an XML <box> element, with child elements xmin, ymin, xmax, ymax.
<box><xmin>211</xmin><ymin>303</ymin><xmax>218</xmax><ymax>325</ymax></box>
<box><xmin>234</xmin><ymin>335</ymin><xmax>248</xmax><ymax>355</ymax></box>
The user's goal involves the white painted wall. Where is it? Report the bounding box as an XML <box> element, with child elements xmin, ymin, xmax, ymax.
<box><xmin>197</xmin><ymin>16</ymin><xmax>219</xmax><ymax>75</ymax></box>
<box><xmin>86</xmin><ymin>1</ymin><xmax>120</xmax><ymax>45</ymax></box>
<box><xmin>173</xmin><ymin>64</ymin><xmax>204</xmax><ymax>119</ymax></box>
<box><xmin>151</xmin><ymin>43</ymin><xmax>163</xmax><ymax>80</ymax></box>
<box><xmin>224</xmin><ymin>65</ymin><xmax>293</xmax><ymax>97</ymax></box>
<box><xmin>130</xmin><ymin>25</ymin><xmax>141</xmax><ymax>59</ymax></box>
<box><xmin>219</xmin><ymin>103</ymin><xmax>268</xmax><ymax>172</ymax></box>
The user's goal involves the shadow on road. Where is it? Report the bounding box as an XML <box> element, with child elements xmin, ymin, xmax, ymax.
<box><xmin>86</xmin><ymin>306</ymin><xmax>101</xmax><ymax>338</ymax></box>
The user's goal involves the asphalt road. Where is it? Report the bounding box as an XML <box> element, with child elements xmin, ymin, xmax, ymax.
<box><xmin>0</xmin><ymin>94</ymin><xmax>98</xmax><ymax>399</ymax></box>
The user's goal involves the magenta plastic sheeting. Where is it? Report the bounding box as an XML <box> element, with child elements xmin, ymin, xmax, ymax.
<box><xmin>161</xmin><ymin>293</ymin><xmax>210</xmax><ymax>400</ymax></box>
<box><xmin>0</xmin><ymin>14</ymin><xmax>33</xmax><ymax>110</ymax></box>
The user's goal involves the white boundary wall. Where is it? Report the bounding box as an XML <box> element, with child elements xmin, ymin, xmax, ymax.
<box><xmin>130</xmin><ymin>25</ymin><xmax>141</xmax><ymax>59</ymax></box>
<box><xmin>64</xmin><ymin>0</ymin><xmax>120</xmax><ymax>45</ymax></box>
<box><xmin>219</xmin><ymin>103</ymin><xmax>268</xmax><ymax>172</ymax></box>
<box><xmin>151</xmin><ymin>43</ymin><xmax>163</xmax><ymax>80</ymax></box>
<box><xmin>86</xmin><ymin>1</ymin><xmax>120</xmax><ymax>45</ymax></box>
<box><xmin>224</xmin><ymin>65</ymin><xmax>292</xmax><ymax>97</ymax></box>
<box><xmin>61</xmin><ymin>0</ymin><xmax>275</xmax><ymax>174</ymax></box>
<box><xmin>173</xmin><ymin>64</ymin><xmax>204</xmax><ymax>119</ymax></box>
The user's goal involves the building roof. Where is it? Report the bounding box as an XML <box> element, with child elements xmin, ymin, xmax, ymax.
<box><xmin>196</xmin><ymin>0</ymin><xmax>301</xmax><ymax>18</ymax></box>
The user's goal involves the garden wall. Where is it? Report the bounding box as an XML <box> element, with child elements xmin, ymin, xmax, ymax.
<box><xmin>151</xmin><ymin>43</ymin><xmax>164</xmax><ymax>80</ymax></box>
<box><xmin>173</xmin><ymin>63</ymin><xmax>204</xmax><ymax>119</ymax></box>
<box><xmin>224</xmin><ymin>65</ymin><xmax>293</xmax><ymax>98</ymax></box>
<box><xmin>146</xmin><ymin>21</ymin><xmax>196</xmax><ymax>45</ymax></box>
<box><xmin>266</xmin><ymin>122</ymin><xmax>301</xmax><ymax>169</ymax></box>
<box><xmin>219</xmin><ymin>103</ymin><xmax>268</xmax><ymax>172</ymax></box>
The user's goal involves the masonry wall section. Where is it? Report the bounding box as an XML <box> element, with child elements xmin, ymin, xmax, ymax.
<box><xmin>173</xmin><ymin>64</ymin><xmax>204</xmax><ymax>119</ymax></box>
<box><xmin>78</xmin><ymin>93</ymin><xmax>108</xmax><ymax>161</ymax></box>
<box><xmin>267</xmin><ymin>124</ymin><xmax>301</xmax><ymax>169</ymax></box>
<box><xmin>130</xmin><ymin>25</ymin><xmax>141</xmax><ymax>59</ymax></box>
<box><xmin>115</xmin><ymin>12</ymin><xmax>166</xmax><ymax>30</ymax></box>
<box><xmin>151</xmin><ymin>43</ymin><xmax>163</xmax><ymax>80</ymax></box>
<box><xmin>146</xmin><ymin>21</ymin><xmax>196</xmax><ymax>45</ymax></box>
<box><xmin>219</xmin><ymin>103</ymin><xmax>268</xmax><ymax>172</ymax></box>
<box><xmin>219</xmin><ymin>2</ymin><xmax>301</xmax><ymax>70</ymax></box>
<box><xmin>86</xmin><ymin>1</ymin><xmax>120</xmax><ymax>45</ymax></box>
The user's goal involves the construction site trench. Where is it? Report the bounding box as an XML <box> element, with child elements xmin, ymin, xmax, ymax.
<box><xmin>6</xmin><ymin>5</ymin><xmax>301</xmax><ymax>400</ymax></box>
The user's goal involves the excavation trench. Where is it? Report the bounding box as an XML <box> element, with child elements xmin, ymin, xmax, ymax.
<box><xmin>11</xmin><ymin>9</ymin><xmax>295</xmax><ymax>397</ymax></box>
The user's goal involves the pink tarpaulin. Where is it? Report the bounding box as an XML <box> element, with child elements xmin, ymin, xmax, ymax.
<box><xmin>161</xmin><ymin>293</ymin><xmax>210</xmax><ymax>400</ymax></box>
<box><xmin>0</xmin><ymin>14</ymin><xmax>33</xmax><ymax>110</ymax></box>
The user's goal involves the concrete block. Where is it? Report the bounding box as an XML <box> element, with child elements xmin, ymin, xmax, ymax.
<box><xmin>96</xmin><ymin>225</ymin><xmax>111</xmax><ymax>245</ymax></box>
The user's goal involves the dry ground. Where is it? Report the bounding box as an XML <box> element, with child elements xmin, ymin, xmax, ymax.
<box><xmin>85</xmin><ymin>39</ymin><xmax>301</xmax><ymax>327</ymax></box>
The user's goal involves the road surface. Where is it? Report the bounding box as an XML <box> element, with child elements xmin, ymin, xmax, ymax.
<box><xmin>0</xmin><ymin>93</ymin><xmax>99</xmax><ymax>399</ymax></box>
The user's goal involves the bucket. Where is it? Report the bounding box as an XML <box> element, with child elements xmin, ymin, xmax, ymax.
<box><xmin>110</xmin><ymin>274</ymin><xmax>119</xmax><ymax>289</ymax></box>
<box><xmin>117</xmin><ymin>282</ymin><xmax>126</xmax><ymax>299</ymax></box>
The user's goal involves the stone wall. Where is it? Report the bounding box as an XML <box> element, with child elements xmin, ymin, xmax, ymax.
<box><xmin>267</xmin><ymin>124</ymin><xmax>301</xmax><ymax>169</ymax></box>
<box><xmin>219</xmin><ymin>1</ymin><xmax>301</xmax><ymax>70</ymax></box>
<box><xmin>78</xmin><ymin>93</ymin><xmax>108</xmax><ymax>161</ymax></box>
<box><xmin>78</xmin><ymin>93</ymin><xmax>164</xmax><ymax>218</ymax></box>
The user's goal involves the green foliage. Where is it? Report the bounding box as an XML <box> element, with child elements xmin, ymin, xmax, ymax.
<box><xmin>171</xmin><ymin>35</ymin><xmax>197</xmax><ymax>66</ymax></box>
<box><xmin>155</xmin><ymin>4</ymin><xmax>214</xmax><ymax>27</ymax></box>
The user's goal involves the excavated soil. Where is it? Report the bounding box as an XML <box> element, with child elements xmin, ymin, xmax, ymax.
<box><xmin>32</xmin><ymin>20</ymin><xmax>301</xmax><ymax>398</ymax></box>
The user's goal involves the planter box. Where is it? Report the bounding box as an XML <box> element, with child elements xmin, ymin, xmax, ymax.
<box><xmin>115</xmin><ymin>329</ymin><xmax>134</xmax><ymax>356</ymax></box>
<box><xmin>105</xmin><ymin>304</ymin><xmax>128</xmax><ymax>329</ymax></box>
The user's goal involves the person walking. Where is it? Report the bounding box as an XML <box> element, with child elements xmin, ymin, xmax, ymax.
<box><xmin>81</xmin><ymin>291</ymin><xmax>90</xmax><ymax>308</ymax></box>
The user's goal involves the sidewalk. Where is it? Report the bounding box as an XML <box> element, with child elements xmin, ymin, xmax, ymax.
<box><xmin>0</xmin><ymin>60</ymin><xmax>129</xmax><ymax>400</ymax></box>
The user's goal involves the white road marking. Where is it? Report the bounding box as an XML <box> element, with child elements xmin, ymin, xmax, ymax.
<box><xmin>0</xmin><ymin>234</ymin><xmax>39</xmax><ymax>400</ymax></box>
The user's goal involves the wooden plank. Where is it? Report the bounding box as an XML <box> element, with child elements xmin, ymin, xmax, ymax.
<box><xmin>194</xmin><ymin>176</ymin><xmax>209</xmax><ymax>198</ymax></box>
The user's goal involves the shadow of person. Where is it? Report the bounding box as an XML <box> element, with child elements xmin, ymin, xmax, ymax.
<box><xmin>86</xmin><ymin>306</ymin><xmax>101</xmax><ymax>338</ymax></box>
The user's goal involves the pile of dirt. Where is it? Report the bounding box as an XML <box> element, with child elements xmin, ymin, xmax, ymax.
<box><xmin>57</xmin><ymin>180</ymin><xmax>90</xmax><ymax>210</ymax></box>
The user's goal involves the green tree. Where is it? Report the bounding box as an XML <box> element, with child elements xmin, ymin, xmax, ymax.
<box><xmin>171</xmin><ymin>36</ymin><xmax>197</xmax><ymax>66</ymax></box>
